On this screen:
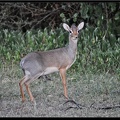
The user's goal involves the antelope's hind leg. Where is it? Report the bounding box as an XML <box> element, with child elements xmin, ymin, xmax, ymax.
<box><xmin>19</xmin><ymin>75</ymin><xmax>30</xmax><ymax>102</ymax></box>
<box><xmin>24</xmin><ymin>73</ymin><xmax>43</xmax><ymax>102</ymax></box>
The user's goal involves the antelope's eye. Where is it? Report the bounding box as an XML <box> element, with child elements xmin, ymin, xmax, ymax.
<box><xmin>69</xmin><ymin>30</ymin><xmax>72</xmax><ymax>34</ymax></box>
<box><xmin>78</xmin><ymin>30</ymin><xmax>80</xmax><ymax>33</ymax></box>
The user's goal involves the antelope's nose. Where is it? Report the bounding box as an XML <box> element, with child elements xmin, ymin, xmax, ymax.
<box><xmin>75</xmin><ymin>36</ymin><xmax>78</xmax><ymax>39</ymax></box>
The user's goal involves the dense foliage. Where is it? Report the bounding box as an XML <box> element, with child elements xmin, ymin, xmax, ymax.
<box><xmin>0</xmin><ymin>2</ymin><xmax>119</xmax><ymax>76</ymax></box>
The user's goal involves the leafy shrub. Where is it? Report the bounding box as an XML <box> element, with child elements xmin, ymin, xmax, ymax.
<box><xmin>0</xmin><ymin>26</ymin><xmax>119</xmax><ymax>76</ymax></box>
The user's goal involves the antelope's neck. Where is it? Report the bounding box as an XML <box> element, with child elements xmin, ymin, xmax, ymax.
<box><xmin>68</xmin><ymin>39</ymin><xmax>78</xmax><ymax>60</ymax></box>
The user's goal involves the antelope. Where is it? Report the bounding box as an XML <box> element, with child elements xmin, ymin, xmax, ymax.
<box><xmin>19</xmin><ymin>22</ymin><xmax>84</xmax><ymax>102</ymax></box>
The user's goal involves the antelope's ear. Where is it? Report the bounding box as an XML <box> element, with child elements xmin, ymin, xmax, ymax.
<box><xmin>77</xmin><ymin>22</ymin><xmax>84</xmax><ymax>31</ymax></box>
<box><xmin>63</xmin><ymin>23</ymin><xmax>71</xmax><ymax>32</ymax></box>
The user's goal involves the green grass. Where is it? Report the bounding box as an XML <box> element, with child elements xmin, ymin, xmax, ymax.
<box><xmin>0</xmin><ymin>64</ymin><xmax>120</xmax><ymax>117</ymax></box>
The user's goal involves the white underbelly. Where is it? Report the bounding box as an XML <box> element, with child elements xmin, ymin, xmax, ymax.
<box><xmin>43</xmin><ymin>67</ymin><xmax>59</xmax><ymax>75</ymax></box>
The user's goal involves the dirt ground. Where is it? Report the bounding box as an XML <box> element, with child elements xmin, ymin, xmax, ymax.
<box><xmin>0</xmin><ymin>66</ymin><xmax>120</xmax><ymax>117</ymax></box>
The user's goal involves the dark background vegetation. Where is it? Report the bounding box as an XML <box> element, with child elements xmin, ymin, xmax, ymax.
<box><xmin>0</xmin><ymin>2</ymin><xmax>119</xmax><ymax>33</ymax></box>
<box><xmin>0</xmin><ymin>2</ymin><xmax>120</xmax><ymax>75</ymax></box>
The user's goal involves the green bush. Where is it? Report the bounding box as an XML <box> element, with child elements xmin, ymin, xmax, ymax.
<box><xmin>0</xmin><ymin>25</ymin><xmax>119</xmax><ymax>76</ymax></box>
